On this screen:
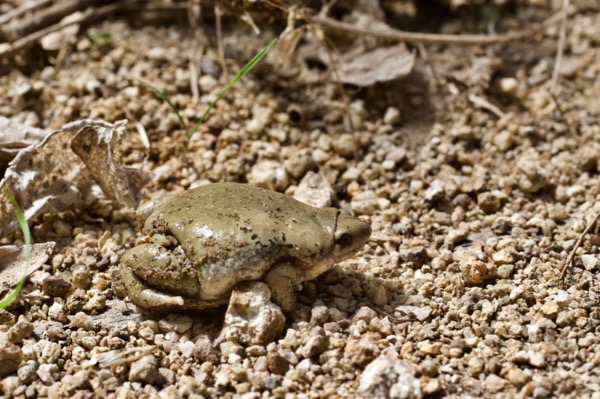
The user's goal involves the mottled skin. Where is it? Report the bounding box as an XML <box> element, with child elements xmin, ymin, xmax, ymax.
<box><xmin>114</xmin><ymin>183</ymin><xmax>371</xmax><ymax>313</ymax></box>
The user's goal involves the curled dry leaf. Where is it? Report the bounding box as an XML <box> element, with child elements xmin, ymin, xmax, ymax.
<box><xmin>0</xmin><ymin>119</ymin><xmax>149</xmax><ymax>238</ymax></box>
<box><xmin>0</xmin><ymin>117</ymin><xmax>48</xmax><ymax>166</ymax></box>
<box><xmin>0</xmin><ymin>242</ymin><xmax>56</xmax><ymax>287</ymax></box>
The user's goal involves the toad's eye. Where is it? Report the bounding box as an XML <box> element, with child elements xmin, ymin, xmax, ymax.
<box><xmin>337</xmin><ymin>233</ymin><xmax>353</xmax><ymax>247</ymax></box>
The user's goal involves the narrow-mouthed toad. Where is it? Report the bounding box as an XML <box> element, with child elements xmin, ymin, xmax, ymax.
<box><xmin>113</xmin><ymin>183</ymin><xmax>371</xmax><ymax>312</ymax></box>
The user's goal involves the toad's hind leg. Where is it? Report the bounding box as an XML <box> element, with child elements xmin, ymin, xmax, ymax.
<box><xmin>115</xmin><ymin>267</ymin><xmax>185</xmax><ymax>309</ymax></box>
<box><xmin>264</xmin><ymin>263</ymin><xmax>303</xmax><ymax>313</ymax></box>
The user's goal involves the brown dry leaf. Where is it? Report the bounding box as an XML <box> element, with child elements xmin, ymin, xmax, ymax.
<box><xmin>71</xmin><ymin>122</ymin><xmax>146</xmax><ymax>208</ymax></box>
<box><xmin>0</xmin><ymin>117</ymin><xmax>49</xmax><ymax>166</ymax></box>
<box><xmin>277</xmin><ymin>25</ymin><xmax>307</xmax><ymax>65</ymax></box>
<box><xmin>332</xmin><ymin>43</ymin><xmax>415</xmax><ymax>86</ymax></box>
<box><xmin>0</xmin><ymin>119</ymin><xmax>149</xmax><ymax>238</ymax></box>
<box><xmin>0</xmin><ymin>242</ymin><xmax>55</xmax><ymax>287</ymax></box>
<box><xmin>276</xmin><ymin>8</ymin><xmax>307</xmax><ymax>65</ymax></box>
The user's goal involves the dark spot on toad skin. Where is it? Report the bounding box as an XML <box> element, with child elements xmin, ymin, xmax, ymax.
<box><xmin>251</xmin><ymin>234</ymin><xmax>258</xmax><ymax>240</ymax></box>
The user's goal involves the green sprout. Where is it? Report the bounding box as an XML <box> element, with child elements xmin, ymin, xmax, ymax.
<box><xmin>142</xmin><ymin>38</ymin><xmax>277</xmax><ymax>144</ymax></box>
<box><xmin>0</xmin><ymin>189</ymin><xmax>32</xmax><ymax>309</ymax></box>
<box><xmin>88</xmin><ymin>32</ymin><xmax>112</xmax><ymax>45</ymax></box>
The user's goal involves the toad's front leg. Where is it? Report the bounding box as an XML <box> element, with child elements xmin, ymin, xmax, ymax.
<box><xmin>264</xmin><ymin>263</ymin><xmax>304</xmax><ymax>313</ymax></box>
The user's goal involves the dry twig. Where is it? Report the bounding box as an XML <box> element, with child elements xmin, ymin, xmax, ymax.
<box><xmin>559</xmin><ymin>210</ymin><xmax>600</xmax><ymax>283</ymax></box>
<box><xmin>309</xmin><ymin>8</ymin><xmax>566</xmax><ymax>45</ymax></box>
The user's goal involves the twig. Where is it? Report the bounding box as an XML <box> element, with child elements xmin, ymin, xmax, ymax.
<box><xmin>0</xmin><ymin>0</ymin><xmax>100</xmax><ymax>42</ymax></box>
<box><xmin>310</xmin><ymin>7</ymin><xmax>566</xmax><ymax>45</ymax></box>
<box><xmin>550</xmin><ymin>0</ymin><xmax>569</xmax><ymax>95</ymax></box>
<box><xmin>549</xmin><ymin>0</ymin><xmax>570</xmax><ymax>120</ymax></box>
<box><xmin>187</xmin><ymin>0</ymin><xmax>203</xmax><ymax>104</ymax></box>
<box><xmin>468</xmin><ymin>94</ymin><xmax>506</xmax><ymax>118</ymax></box>
<box><xmin>0</xmin><ymin>7</ymin><xmax>92</xmax><ymax>56</ymax></box>
<box><xmin>215</xmin><ymin>3</ymin><xmax>228</xmax><ymax>81</ymax></box>
<box><xmin>0</xmin><ymin>0</ymin><xmax>150</xmax><ymax>57</ymax></box>
<box><xmin>0</xmin><ymin>0</ymin><xmax>53</xmax><ymax>27</ymax></box>
<box><xmin>559</xmin><ymin>210</ymin><xmax>600</xmax><ymax>283</ymax></box>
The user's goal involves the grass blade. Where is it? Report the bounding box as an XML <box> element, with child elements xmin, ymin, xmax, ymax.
<box><xmin>139</xmin><ymin>79</ymin><xmax>190</xmax><ymax>134</ymax></box>
<box><xmin>190</xmin><ymin>38</ymin><xmax>278</xmax><ymax>139</ymax></box>
<box><xmin>0</xmin><ymin>189</ymin><xmax>32</xmax><ymax>309</ymax></box>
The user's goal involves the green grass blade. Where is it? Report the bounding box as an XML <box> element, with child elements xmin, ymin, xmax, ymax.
<box><xmin>189</xmin><ymin>38</ymin><xmax>278</xmax><ymax>140</ymax></box>
<box><xmin>138</xmin><ymin>79</ymin><xmax>190</xmax><ymax>134</ymax></box>
<box><xmin>88</xmin><ymin>32</ymin><xmax>112</xmax><ymax>45</ymax></box>
<box><xmin>0</xmin><ymin>189</ymin><xmax>32</xmax><ymax>309</ymax></box>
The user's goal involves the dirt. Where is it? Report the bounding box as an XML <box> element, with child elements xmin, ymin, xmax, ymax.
<box><xmin>1</xmin><ymin>1</ymin><xmax>600</xmax><ymax>398</ymax></box>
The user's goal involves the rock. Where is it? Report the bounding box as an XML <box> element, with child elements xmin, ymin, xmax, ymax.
<box><xmin>396</xmin><ymin>305</ymin><xmax>433</xmax><ymax>322</ymax></box>
<box><xmin>200</xmin><ymin>58</ymin><xmax>222</xmax><ymax>78</ymax></box>
<box><xmin>293</xmin><ymin>172</ymin><xmax>334</xmax><ymax>208</ymax></box>
<box><xmin>310</xmin><ymin>306</ymin><xmax>329</xmax><ymax>325</ymax></box>
<box><xmin>540</xmin><ymin>302</ymin><xmax>559</xmax><ymax>319</ymax></box>
<box><xmin>359</xmin><ymin>349</ymin><xmax>421</xmax><ymax>399</ymax></box>
<box><xmin>266</xmin><ymin>353</ymin><xmax>290</xmax><ymax>375</ymax></box>
<box><xmin>385</xmin><ymin>147</ymin><xmax>407</xmax><ymax>164</ymax></box>
<box><xmin>579</xmin><ymin>255</ymin><xmax>598</xmax><ymax>271</ymax></box>
<box><xmin>498</xmin><ymin>77</ymin><xmax>519</xmax><ymax>96</ymax></box>
<box><xmin>248</xmin><ymin>160</ymin><xmax>289</xmax><ymax>192</ymax></box>
<box><xmin>518</xmin><ymin>158</ymin><xmax>549</xmax><ymax>194</ymax></box>
<box><xmin>345</xmin><ymin>338</ymin><xmax>380</xmax><ymax>367</ymax></box>
<box><xmin>0</xmin><ymin>339</ymin><xmax>22</xmax><ymax>377</ymax></box>
<box><xmin>352</xmin><ymin>306</ymin><xmax>378</xmax><ymax>325</ymax></box>
<box><xmin>18</xmin><ymin>360</ymin><xmax>38</xmax><ymax>383</ymax></box>
<box><xmin>492</xmin><ymin>249</ymin><xmax>514</xmax><ymax>266</ymax></box>
<box><xmin>198</xmin><ymin>75</ymin><xmax>217</xmax><ymax>92</ymax></box>
<box><xmin>484</xmin><ymin>374</ymin><xmax>506</xmax><ymax>393</ymax></box>
<box><xmin>158</xmin><ymin>314</ymin><xmax>193</xmax><ymax>334</ymax></box>
<box><xmin>1</xmin><ymin>376</ymin><xmax>19</xmax><ymax>397</ymax></box>
<box><xmin>383</xmin><ymin>107</ymin><xmax>400</xmax><ymax>125</ymax></box>
<box><xmin>42</xmin><ymin>275</ymin><xmax>72</xmax><ymax>297</ymax></box>
<box><xmin>129</xmin><ymin>355</ymin><xmax>161</xmax><ymax>384</ymax></box>
<box><xmin>351</xmin><ymin>190</ymin><xmax>379</xmax><ymax>215</ymax></box>
<box><xmin>300</xmin><ymin>327</ymin><xmax>329</xmax><ymax>358</ymax></box>
<box><xmin>61</xmin><ymin>370</ymin><xmax>90</xmax><ymax>394</ymax></box>
<box><xmin>284</xmin><ymin>150</ymin><xmax>314</xmax><ymax>180</ymax></box>
<box><xmin>193</xmin><ymin>335</ymin><xmax>219</xmax><ymax>363</ymax></box>
<box><xmin>505</xmin><ymin>367</ymin><xmax>531</xmax><ymax>387</ymax></box>
<box><xmin>71</xmin><ymin>312</ymin><xmax>93</xmax><ymax>330</ymax></box>
<box><xmin>221</xmin><ymin>281</ymin><xmax>285</xmax><ymax>345</ymax></box>
<box><xmin>332</xmin><ymin>134</ymin><xmax>357</xmax><ymax>158</ymax></box>
<box><xmin>371</xmin><ymin>285</ymin><xmax>388</xmax><ymax>307</ymax></box>
<box><xmin>404</xmin><ymin>247</ymin><xmax>429</xmax><ymax>265</ymax></box>
<box><xmin>36</xmin><ymin>363</ymin><xmax>59</xmax><ymax>385</ymax></box>
<box><xmin>424</xmin><ymin>181</ymin><xmax>446</xmax><ymax>206</ymax></box>
<box><xmin>7</xmin><ymin>318</ymin><xmax>33</xmax><ymax>343</ymax></box>
<box><xmin>493</xmin><ymin>130</ymin><xmax>515</xmax><ymax>151</ymax></box>
<box><xmin>179</xmin><ymin>340</ymin><xmax>196</xmax><ymax>357</ymax></box>
<box><xmin>0</xmin><ymin>310</ymin><xmax>16</xmax><ymax>327</ymax></box>
<box><xmin>477</xmin><ymin>191</ymin><xmax>505</xmax><ymax>214</ymax></box>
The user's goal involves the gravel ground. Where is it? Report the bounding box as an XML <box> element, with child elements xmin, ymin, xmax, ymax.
<box><xmin>1</xmin><ymin>2</ymin><xmax>600</xmax><ymax>398</ymax></box>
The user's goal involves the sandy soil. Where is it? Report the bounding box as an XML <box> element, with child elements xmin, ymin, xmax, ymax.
<box><xmin>1</xmin><ymin>1</ymin><xmax>600</xmax><ymax>398</ymax></box>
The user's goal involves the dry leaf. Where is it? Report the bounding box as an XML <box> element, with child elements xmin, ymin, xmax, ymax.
<box><xmin>0</xmin><ymin>119</ymin><xmax>149</xmax><ymax>238</ymax></box>
<box><xmin>0</xmin><ymin>242</ymin><xmax>55</xmax><ymax>287</ymax></box>
<box><xmin>276</xmin><ymin>8</ymin><xmax>307</xmax><ymax>65</ymax></box>
<box><xmin>71</xmin><ymin>123</ymin><xmax>145</xmax><ymax>208</ymax></box>
<box><xmin>0</xmin><ymin>117</ymin><xmax>48</xmax><ymax>166</ymax></box>
<box><xmin>333</xmin><ymin>43</ymin><xmax>415</xmax><ymax>86</ymax></box>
